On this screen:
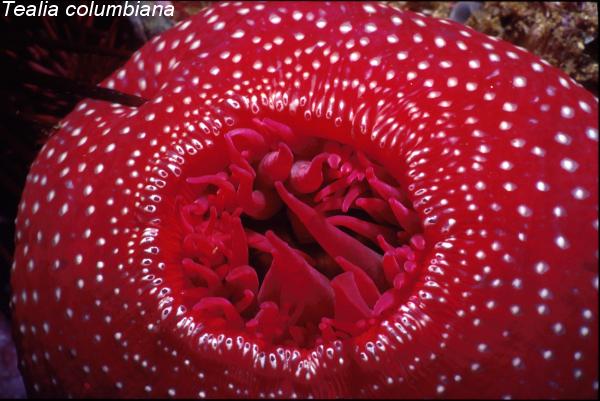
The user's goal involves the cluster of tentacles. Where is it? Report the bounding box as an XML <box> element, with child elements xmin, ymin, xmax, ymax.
<box><xmin>176</xmin><ymin>119</ymin><xmax>425</xmax><ymax>348</ymax></box>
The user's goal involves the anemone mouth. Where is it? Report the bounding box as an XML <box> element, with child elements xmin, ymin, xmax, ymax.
<box><xmin>143</xmin><ymin>117</ymin><xmax>426</xmax><ymax>351</ymax></box>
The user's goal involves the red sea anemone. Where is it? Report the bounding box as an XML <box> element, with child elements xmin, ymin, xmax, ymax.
<box><xmin>10</xmin><ymin>2</ymin><xmax>598</xmax><ymax>398</ymax></box>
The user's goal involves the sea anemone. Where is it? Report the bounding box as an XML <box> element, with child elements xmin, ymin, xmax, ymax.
<box><xmin>10</xmin><ymin>2</ymin><xmax>598</xmax><ymax>398</ymax></box>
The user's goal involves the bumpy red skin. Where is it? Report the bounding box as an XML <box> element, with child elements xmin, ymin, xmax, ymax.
<box><xmin>11</xmin><ymin>2</ymin><xmax>598</xmax><ymax>398</ymax></box>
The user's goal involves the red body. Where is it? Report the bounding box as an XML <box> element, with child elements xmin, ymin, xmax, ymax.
<box><xmin>11</xmin><ymin>2</ymin><xmax>598</xmax><ymax>398</ymax></box>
